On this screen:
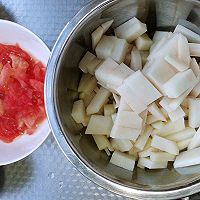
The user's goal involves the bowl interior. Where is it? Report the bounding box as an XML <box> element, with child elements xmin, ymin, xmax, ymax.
<box><xmin>55</xmin><ymin>0</ymin><xmax>200</xmax><ymax>192</ymax></box>
<box><xmin>0</xmin><ymin>20</ymin><xmax>50</xmax><ymax>166</ymax></box>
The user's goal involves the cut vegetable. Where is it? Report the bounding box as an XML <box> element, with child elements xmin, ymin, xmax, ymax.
<box><xmin>110</xmin><ymin>150</ymin><xmax>135</xmax><ymax>171</ymax></box>
<box><xmin>93</xmin><ymin>135</ymin><xmax>113</xmax><ymax>151</ymax></box>
<box><xmin>85</xmin><ymin>115</ymin><xmax>113</xmax><ymax>136</ymax></box>
<box><xmin>190</xmin><ymin>58</ymin><xmax>200</xmax><ymax>77</ymax></box>
<box><xmin>147</xmin><ymin>102</ymin><xmax>166</xmax><ymax>121</ymax></box>
<box><xmin>151</xmin><ymin>135</ymin><xmax>179</xmax><ymax>155</ymax></box>
<box><xmin>177</xmin><ymin>138</ymin><xmax>191</xmax><ymax>151</ymax></box>
<box><xmin>111</xmin><ymin>113</ymin><xmax>117</xmax><ymax>123</ymax></box>
<box><xmin>134</xmin><ymin>125</ymin><xmax>153</xmax><ymax>151</ymax></box>
<box><xmin>135</xmin><ymin>33</ymin><xmax>153</xmax><ymax>51</ymax></box>
<box><xmin>166</xmin><ymin>128</ymin><xmax>196</xmax><ymax>142</ymax></box>
<box><xmin>188</xmin><ymin>127</ymin><xmax>200</xmax><ymax>150</ymax></box>
<box><xmin>164</xmin><ymin>55</ymin><xmax>189</xmax><ymax>72</ymax></box>
<box><xmin>92</xmin><ymin>26</ymin><xmax>104</xmax><ymax>50</ymax></box>
<box><xmin>113</xmin><ymin>93</ymin><xmax>120</xmax><ymax>108</ymax></box>
<box><xmin>104</xmin><ymin>104</ymin><xmax>116</xmax><ymax>116</ymax></box>
<box><xmin>138</xmin><ymin>157</ymin><xmax>168</xmax><ymax>169</ymax></box>
<box><xmin>146</xmin><ymin>115</ymin><xmax>160</xmax><ymax>125</ymax></box>
<box><xmin>189</xmin><ymin>98</ymin><xmax>200</xmax><ymax>128</ymax></box>
<box><xmin>87</xmin><ymin>58</ymin><xmax>102</xmax><ymax>75</ymax></box>
<box><xmin>71</xmin><ymin>100</ymin><xmax>86</xmax><ymax>124</ymax></box>
<box><xmin>168</xmin><ymin>106</ymin><xmax>185</xmax><ymax>122</ymax></box>
<box><xmin>174</xmin><ymin>147</ymin><xmax>200</xmax><ymax>168</ymax></box>
<box><xmin>114</xmin><ymin>17</ymin><xmax>147</xmax><ymax>43</ymax></box>
<box><xmin>153</xmin><ymin>31</ymin><xmax>171</xmax><ymax>43</ymax></box>
<box><xmin>86</xmin><ymin>87</ymin><xmax>111</xmax><ymax>115</ymax></box>
<box><xmin>130</xmin><ymin>47</ymin><xmax>142</xmax><ymax>71</ymax></box>
<box><xmin>151</xmin><ymin>121</ymin><xmax>165</xmax><ymax>130</ymax></box>
<box><xmin>111</xmin><ymin>138</ymin><xmax>133</xmax><ymax>152</ymax></box>
<box><xmin>140</xmin><ymin>51</ymin><xmax>149</xmax><ymax>65</ymax></box>
<box><xmin>138</xmin><ymin>147</ymin><xmax>158</xmax><ymax>158</ymax></box>
<box><xmin>82</xmin><ymin>92</ymin><xmax>96</xmax><ymax>107</ymax></box>
<box><xmin>150</xmin><ymin>152</ymin><xmax>175</xmax><ymax>162</ymax></box>
<box><xmin>79</xmin><ymin>51</ymin><xmax>96</xmax><ymax>73</ymax></box>
<box><xmin>189</xmin><ymin>43</ymin><xmax>200</xmax><ymax>57</ymax></box>
<box><xmin>162</xmin><ymin>69</ymin><xmax>197</xmax><ymax>98</ymax></box>
<box><xmin>128</xmin><ymin>147</ymin><xmax>139</xmax><ymax>161</ymax></box>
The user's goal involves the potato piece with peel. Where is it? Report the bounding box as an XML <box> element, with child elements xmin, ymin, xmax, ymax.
<box><xmin>177</xmin><ymin>138</ymin><xmax>191</xmax><ymax>151</ymax></box>
<box><xmin>174</xmin><ymin>147</ymin><xmax>200</xmax><ymax>168</ymax></box>
<box><xmin>79</xmin><ymin>51</ymin><xmax>96</xmax><ymax>73</ymax></box>
<box><xmin>93</xmin><ymin>135</ymin><xmax>114</xmax><ymax>151</ymax></box>
<box><xmin>85</xmin><ymin>115</ymin><xmax>113</xmax><ymax>136</ymax></box>
<box><xmin>150</xmin><ymin>152</ymin><xmax>175</xmax><ymax>162</ymax></box>
<box><xmin>110</xmin><ymin>151</ymin><xmax>135</xmax><ymax>171</ymax></box>
<box><xmin>189</xmin><ymin>98</ymin><xmax>200</xmax><ymax>128</ymax></box>
<box><xmin>164</xmin><ymin>55</ymin><xmax>189</xmax><ymax>72</ymax></box>
<box><xmin>166</xmin><ymin>128</ymin><xmax>196</xmax><ymax>142</ymax></box>
<box><xmin>134</xmin><ymin>125</ymin><xmax>153</xmax><ymax>151</ymax></box>
<box><xmin>151</xmin><ymin>118</ymin><xmax>185</xmax><ymax>137</ymax></box>
<box><xmin>188</xmin><ymin>127</ymin><xmax>200</xmax><ymax>150</ymax></box>
<box><xmin>114</xmin><ymin>17</ymin><xmax>147</xmax><ymax>43</ymax></box>
<box><xmin>151</xmin><ymin>135</ymin><xmax>179</xmax><ymax>155</ymax></box>
<box><xmin>147</xmin><ymin>102</ymin><xmax>166</xmax><ymax>121</ymax></box>
<box><xmin>174</xmin><ymin>24</ymin><xmax>200</xmax><ymax>43</ymax></box>
<box><xmin>110</xmin><ymin>125</ymin><xmax>141</xmax><ymax>141</ymax></box>
<box><xmin>162</xmin><ymin>69</ymin><xmax>197</xmax><ymax>98</ymax></box>
<box><xmin>124</xmin><ymin>70</ymin><xmax>162</xmax><ymax>107</ymax></box>
<box><xmin>86</xmin><ymin>87</ymin><xmax>111</xmax><ymax>115</ymax></box>
<box><xmin>104</xmin><ymin>104</ymin><xmax>116</xmax><ymax>116</ymax></box>
<box><xmin>190</xmin><ymin>58</ymin><xmax>200</xmax><ymax>77</ymax></box>
<box><xmin>189</xmin><ymin>43</ymin><xmax>200</xmax><ymax>57</ymax></box>
<box><xmin>71</xmin><ymin>100</ymin><xmax>86</xmax><ymax>124</ymax></box>
<box><xmin>168</xmin><ymin>106</ymin><xmax>185</xmax><ymax>122</ymax></box>
<box><xmin>110</xmin><ymin>138</ymin><xmax>133</xmax><ymax>152</ymax></box>
<box><xmin>130</xmin><ymin>47</ymin><xmax>142</xmax><ymax>71</ymax></box>
<box><xmin>135</xmin><ymin>33</ymin><xmax>153</xmax><ymax>51</ymax></box>
<box><xmin>138</xmin><ymin>157</ymin><xmax>168</xmax><ymax>169</ymax></box>
<box><xmin>177</xmin><ymin>34</ymin><xmax>190</xmax><ymax>66</ymax></box>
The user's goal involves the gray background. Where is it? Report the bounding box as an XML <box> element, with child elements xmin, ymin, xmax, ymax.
<box><xmin>0</xmin><ymin>0</ymin><xmax>199</xmax><ymax>200</ymax></box>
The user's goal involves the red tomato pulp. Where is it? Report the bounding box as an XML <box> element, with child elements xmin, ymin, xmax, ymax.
<box><xmin>0</xmin><ymin>44</ymin><xmax>46</xmax><ymax>143</ymax></box>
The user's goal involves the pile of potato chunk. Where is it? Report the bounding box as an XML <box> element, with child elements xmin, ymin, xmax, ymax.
<box><xmin>71</xmin><ymin>17</ymin><xmax>200</xmax><ymax>171</ymax></box>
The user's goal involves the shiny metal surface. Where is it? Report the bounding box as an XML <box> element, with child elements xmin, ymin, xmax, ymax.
<box><xmin>0</xmin><ymin>0</ymin><xmax>133</xmax><ymax>200</ymax></box>
<box><xmin>46</xmin><ymin>0</ymin><xmax>200</xmax><ymax>199</ymax></box>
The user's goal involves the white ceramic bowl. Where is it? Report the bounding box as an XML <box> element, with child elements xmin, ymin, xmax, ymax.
<box><xmin>0</xmin><ymin>20</ymin><xmax>51</xmax><ymax>166</ymax></box>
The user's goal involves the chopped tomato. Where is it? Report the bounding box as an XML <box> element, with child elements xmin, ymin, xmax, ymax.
<box><xmin>0</xmin><ymin>44</ymin><xmax>46</xmax><ymax>143</ymax></box>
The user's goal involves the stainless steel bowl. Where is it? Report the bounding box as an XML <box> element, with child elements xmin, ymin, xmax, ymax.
<box><xmin>45</xmin><ymin>0</ymin><xmax>200</xmax><ymax>199</ymax></box>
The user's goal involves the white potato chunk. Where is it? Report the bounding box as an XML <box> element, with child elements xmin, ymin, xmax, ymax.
<box><xmin>164</xmin><ymin>55</ymin><xmax>189</xmax><ymax>72</ymax></box>
<box><xmin>174</xmin><ymin>147</ymin><xmax>200</xmax><ymax>168</ymax></box>
<box><xmin>188</xmin><ymin>127</ymin><xmax>200</xmax><ymax>150</ymax></box>
<box><xmin>159</xmin><ymin>97</ymin><xmax>174</xmax><ymax>113</ymax></box>
<box><xmin>116</xmin><ymin>111</ymin><xmax>143</xmax><ymax>129</ymax></box>
<box><xmin>117</xmin><ymin>84</ymin><xmax>147</xmax><ymax>113</ymax></box>
<box><xmin>147</xmin><ymin>102</ymin><xmax>166</xmax><ymax>121</ymax></box>
<box><xmin>95</xmin><ymin>36</ymin><xmax>116</xmax><ymax>59</ymax></box>
<box><xmin>151</xmin><ymin>135</ymin><xmax>179</xmax><ymax>155</ymax></box>
<box><xmin>86</xmin><ymin>87</ymin><xmax>111</xmax><ymax>115</ymax></box>
<box><xmin>135</xmin><ymin>33</ymin><xmax>153</xmax><ymax>51</ymax></box>
<box><xmin>124</xmin><ymin>70</ymin><xmax>162</xmax><ymax>106</ymax></box>
<box><xmin>138</xmin><ymin>157</ymin><xmax>168</xmax><ymax>169</ymax></box>
<box><xmin>152</xmin><ymin>118</ymin><xmax>185</xmax><ymax>137</ymax></box>
<box><xmin>82</xmin><ymin>115</ymin><xmax>91</xmax><ymax>127</ymax></box>
<box><xmin>168</xmin><ymin>106</ymin><xmax>185</xmax><ymax>122</ymax></box>
<box><xmin>150</xmin><ymin>152</ymin><xmax>175</xmax><ymax>162</ymax></box>
<box><xmin>111</xmin><ymin>138</ymin><xmax>133</xmax><ymax>152</ymax></box>
<box><xmin>162</xmin><ymin>69</ymin><xmax>197</xmax><ymax>98</ymax></box>
<box><xmin>85</xmin><ymin>115</ymin><xmax>113</xmax><ymax>136</ymax></box>
<box><xmin>79</xmin><ymin>51</ymin><xmax>96</xmax><ymax>73</ymax></box>
<box><xmin>166</xmin><ymin>128</ymin><xmax>196</xmax><ymax>142</ymax></box>
<box><xmin>71</xmin><ymin>100</ymin><xmax>86</xmax><ymax>124</ymax></box>
<box><xmin>82</xmin><ymin>92</ymin><xmax>96</xmax><ymax>107</ymax></box>
<box><xmin>118</xmin><ymin>97</ymin><xmax>132</xmax><ymax>112</ymax></box>
<box><xmin>151</xmin><ymin>121</ymin><xmax>165</xmax><ymax>129</ymax></box>
<box><xmin>174</xmin><ymin>24</ymin><xmax>200</xmax><ymax>43</ymax></box>
<box><xmin>152</xmin><ymin>31</ymin><xmax>171</xmax><ymax>43</ymax></box>
<box><xmin>145</xmin><ymin>58</ymin><xmax>176</xmax><ymax>92</ymax></box>
<box><xmin>189</xmin><ymin>98</ymin><xmax>200</xmax><ymax>128</ymax></box>
<box><xmin>110</xmin><ymin>125</ymin><xmax>141</xmax><ymax>141</ymax></box>
<box><xmin>177</xmin><ymin>138</ymin><xmax>191</xmax><ymax>151</ymax></box>
<box><xmin>146</xmin><ymin>115</ymin><xmax>160</xmax><ymax>125</ymax></box>
<box><xmin>87</xmin><ymin>58</ymin><xmax>102</xmax><ymax>75</ymax></box>
<box><xmin>128</xmin><ymin>147</ymin><xmax>139</xmax><ymax>161</ymax></box>
<box><xmin>92</xmin><ymin>26</ymin><xmax>104</xmax><ymax>50</ymax></box>
<box><xmin>101</xmin><ymin>19</ymin><xmax>114</xmax><ymax>32</ymax></box>
<box><xmin>189</xmin><ymin>43</ymin><xmax>200</xmax><ymax>57</ymax></box>
<box><xmin>104</xmin><ymin>104</ymin><xmax>116</xmax><ymax>116</ymax></box>
<box><xmin>110</xmin><ymin>151</ymin><xmax>135</xmax><ymax>171</ymax></box>
<box><xmin>114</xmin><ymin>17</ymin><xmax>147</xmax><ymax>43</ymax></box>
<box><xmin>93</xmin><ymin>135</ymin><xmax>113</xmax><ymax>151</ymax></box>
<box><xmin>140</xmin><ymin>51</ymin><xmax>149</xmax><ymax>65</ymax></box>
<box><xmin>190</xmin><ymin>58</ymin><xmax>200</xmax><ymax>77</ymax></box>
<box><xmin>138</xmin><ymin>147</ymin><xmax>158</xmax><ymax>158</ymax></box>
<box><xmin>177</xmin><ymin>34</ymin><xmax>190</xmax><ymax>65</ymax></box>
<box><xmin>134</xmin><ymin>125</ymin><xmax>153</xmax><ymax>151</ymax></box>
<box><xmin>130</xmin><ymin>47</ymin><xmax>142</xmax><ymax>71</ymax></box>
<box><xmin>111</xmin><ymin>113</ymin><xmax>117</xmax><ymax>123</ymax></box>
<box><xmin>190</xmin><ymin>81</ymin><xmax>200</xmax><ymax>98</ymax></box>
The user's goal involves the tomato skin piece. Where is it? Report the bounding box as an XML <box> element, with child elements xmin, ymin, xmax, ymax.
<box><xmin>0</xmin><ymin>44</ymin><xmax>46</xmax><ymax>143</ymax></box>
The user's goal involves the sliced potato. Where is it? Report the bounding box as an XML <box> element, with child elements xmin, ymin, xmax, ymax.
<box><xmin>177</xmin><ymin>138</ymin><xmax>191</xmax><ymax>151</ymax></box>
<box><xmin>71</xmin><ymin>100</ymin><xmax>86</xmax><ymax>124</ymax></box>
<box><xmin>78</xmin><ymin>76</ymin><xmax>97</xmax><ymax>95</ymax></box>
<box><xmin>111</xmin><ymin>113</ymin><xmax>117</xmax><ymax>123</ymax></box>
<box><xmin>135</xmin><ymin>33</ymin><xmax>153</xmax><ymax>51</ymax></box>
<box><xmin>138</xmin><ymin>147</ymin><xmax>158</xmax><ymax>158</ymax></box>
<box><xmin>151</xmin><ymin>121</ymin><xmax>165</xmax><ymax>129</ymax></box>
<box><xmin>130</xmin><ymin>46</ymin><xmax>142</xmax><ymax>71</ymax></box>
<box><xmin>92</xmin><ymin>26</ymin><xmax>104</xmax><ymax>50</ymax></box>
<box><xmin>146</xmin><ymin>115</ymin><xmax>160</xmax><ymax>125</ymax></box>
<box><xmin>138</xmin><ymin>157</ymin><xmax>168</xmax><ymax>169</ymax></box>
<box><xmin>85</xmin><ymin>115</ymin><xmax>113</xmax><ymax>136</ymax></box>
<box><xmin>188</xmin><ymin>98</ymin><xmax>200</xmax><ymax>128</ymax></box>
<box><xmin>168</xmin><ymin>106</ymin><xmax>185</xmax><ymax>122</ymax></box>
<box><xmin>104</xmin><ymin>104</ymin><xmax>116</xmax><ymax>116</ymax></box>
<box><xmin>93</xmin><ymin>135</ymin><xmax>113</xmax><ymax>151</ymax></box>
<box><xmin>190</xmin><ymin>58</ymin><xmax>200</xmax><ymax>77</ymax></box>
<box><xmin>153</xmin><ymin>31</ymin><xmax>171</xmax><ymax>43</ymax></box>
<box><xmin>128</xmin><ymin>147</ymin><xmax>139</xmax><ymax>161</ymax></box>
<box><xmin>147</xmin><ymin>102</ymin><xmax>166</xmax><ymax>121</ymax></box>
<box><xmin>87</xmin><ymin>58</ymin><xmax>102</xmax><ymax>75</ymax></box>
<box><xmin>83</xmin><ymin>91</ymin><xmax>96</xmax><ymax>107</ymax></box>
<box><xmin>189</xmin><ymin>43</ymin><xmax>200</xmax><ymax>57</ymax></box>
<box><xmin>140</xmin><ymin>51</ymin><xmax>149</xmax><ymax>66</ymax></box>
<box><xmin>110</xmin><ymin>138</ymin><xmax>133</xmax><ymax>152</ymax></box>
<box><xmin>150</xmin><ymin>152</ymin><xmax>175</xmax><ymax>162</ymax></box>
<box><xmin>188</xmin><ymin>127</ymin><xmax>200</xmax><ymax>150</ymax></box>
